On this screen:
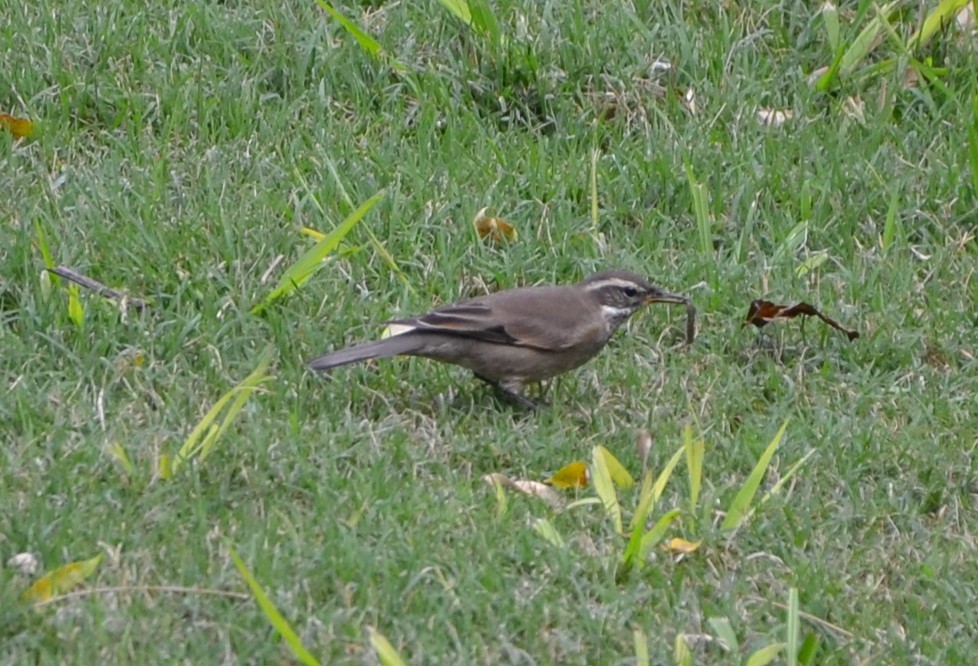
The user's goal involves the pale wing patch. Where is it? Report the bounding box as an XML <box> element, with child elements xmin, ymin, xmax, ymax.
<box><xmin>381</xmin><ymin>323</ymin><xmax>416</xmax><ymax>338</ymax></box>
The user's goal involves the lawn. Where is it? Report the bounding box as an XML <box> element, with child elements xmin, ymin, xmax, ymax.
<box><xmin>2</xmin><ymin>1</ymin><xmax>978</xmax><ymax>663</ymax></box>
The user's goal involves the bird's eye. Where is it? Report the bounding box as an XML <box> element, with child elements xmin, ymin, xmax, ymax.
<box><xmin>622</xmin><ymin>287</ymin><xmax>639</xmax><ymax>298</ymax></box>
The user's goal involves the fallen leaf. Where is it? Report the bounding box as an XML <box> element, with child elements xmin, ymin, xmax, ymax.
<box><xmin>757</xmin><ymin>108</ymin><xmax>792</xmax><ymax>127</ymax></box>
<box><xmin>473</xmin><ymin>207</ymin><xmax>518</xmax><ymax>242</ymax></box>
<box><xmin>483</xmin><ymin>473</ymin><xmax>564</xmax><ymax>508</ymax></box>
<box><xmin>21</xmin><ymin>554</ymin><xmax>103</xmax><ymax>603</ymax></box>
<box><xmin>665</xmin><ymin>537</ymin><xmax>702</xmax><ymax>554</ymax></box>
<box><xmin>547</xmin><ymin>461</ymin><xmax>589</xmax><ymax>489</ymax></box>
<box><xmin>744</xmin><ymin>299</ymin><xmax>859</xmax><ymax>341</ymax></box>
<box><xmin>0</xmin><ymin>113</ymin><xmax>34</xmax><ymax>138</ymax></box>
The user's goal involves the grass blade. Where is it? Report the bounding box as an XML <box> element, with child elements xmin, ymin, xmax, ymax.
<box><xmin>637</xmin><ymin>508</ymin><xmax>681</xmax><ymax>561</ymax></box>
<box><xmin>591</xmin><ymin>445</ymin><xmax>622</xmax><ymax>533</ymax></box>
<box><xmin>228</xmin><ymin>545</ymin><xmax>320</xmax><ymax>666</ymax></box>
<box><xmin>367</xmin><ymin>626</ymin><xmax>407</xmax><ymax>666</ymax></box>
<box><xmin>634</xmin><ymin>627</ymin><xmax>650</xmax><ymax>666</ymax></box>
<box><xmin>708</xmin><ymin>616</ymin><xmax>740</xmax><ymax>654</ymax></box>
<box><xmin>252</xmin><ymin>191</ymin><xmax>384</xmax><ymax>314</ymax></box>
<box><xmin>685</xmin><ymin>164</ymin><xmax>713</xmax><ymax>258</ymax></box>
<box><xmin>821</xmin><ymin>2</ymin><xmax>841</xmax><ymax>54</ymax></box>
<box><xmin>747</xmin><ymin>643</ymin><xmax>786</xmax><ymax>666</ymax></box>
<box><xmin>595</xmin><ymin>445</ymin><xmax>635</xmax><ymax>488</ymax></box>
<box><xmin>910</xmin><ymin>0</ymin><xmax>970</xmax><ymax>48</ymax></box>
<box><xmin>787</xmin><ymin>587</ymin><xmax>800</xmax><ymax>666</ymax></box>
<box><xmin>652</xmin><ymin>445</ymin><xmax>685</xmax><ymax>503</ymax></box>
<box><xmin>315</xmin><ymin>1</ymin><xmax>381</xmax><ymax>58</ymax></box>
<box><xmin>760</xmin><ymin>448</ymin><xmax>816</xmax><ymax>506</ymax></box>
<box><xmin>721</xmin><ymin>420</ymin><xmax>789</xmax><ymax>533</ymax></box>
<box><xmin>684</xmin><ymin>425</ymin><xmax>703</xmax><ymax>512</ymax></box>
<box><xmin>172</xmin><ymin>346</ymin><xmax>274</xmax><ymax>474</ymax></box>
<box><xmin>969</xmin><ymin>94</ymin><xmax>978</xmax><ymax>202</ymax></box>
<box><xmin>838</xmin><ymin>1</ymin><xmax>899</xmax><ymax>78</ymax></box>
<box><xmin>621</xmin><ymin>472</ymin><xmax>655</xmax><ymax>575</ymax></box>
<box><xmin>532</xmin><ymin>518</ymin><xmax>565</xmax><ymax>547</ymax></box>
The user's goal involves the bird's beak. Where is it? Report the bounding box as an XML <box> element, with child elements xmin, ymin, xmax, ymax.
<box><xmin>644</xmin><ymin>287</ymin><xmax>689</xmax><ymax>305</ymax></box>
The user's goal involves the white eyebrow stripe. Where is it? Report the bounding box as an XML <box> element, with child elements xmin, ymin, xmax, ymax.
<box><xmin>584</xmin><ymin>278</ymin><xmax>641</xmax><ymax>291</ymax></box>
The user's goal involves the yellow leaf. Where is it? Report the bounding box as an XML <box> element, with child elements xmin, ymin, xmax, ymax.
<box><xmin>299</xmin><ymin>226</ymin><xmax>326</xmax><ymax>241</ymax></box>
<box><xmin>665</xmin><ymin>537</ymin><xmax>702</xmax><ymax>554</ymax></box>
<box><xmin>547</xmin><ymin>461</ymin><xmax>588</xmax><ymax>488</ymax></box>
<box><xmin>0</xmin><ymin>113</ymin><xmax>34</xmax><ymax>138</ymax></box>
<box><xmin>596</xmin><ymin>445</ymin><xmax>635</xmax><ymax>488</ymax></box>
<box><xmin>21</xmin><ymin>554</ymin><xmax>103</xmax><ymax>603</ymax></box>
<box><xmin>473</xmin><ymin>207</ymin><xmax>518</xmax><ymax>242</ymax></box>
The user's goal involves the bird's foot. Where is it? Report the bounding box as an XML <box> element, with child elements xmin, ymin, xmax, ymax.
<box><xmin>474</xmin><ymin>374</ymin><xmax>544</xmax><ymax>411</ymax></box>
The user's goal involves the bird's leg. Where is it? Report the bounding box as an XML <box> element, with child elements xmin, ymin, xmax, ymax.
<box><xmin>473</xmin><ymin>374</ymin><xmax>541</xmax><ymax>411</ymax></box>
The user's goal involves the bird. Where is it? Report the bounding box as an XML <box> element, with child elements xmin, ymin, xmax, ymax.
<box><xmin>307</xmin><ymin>269</ymin><xmax>692</xmax><ymax>409</ymax></box>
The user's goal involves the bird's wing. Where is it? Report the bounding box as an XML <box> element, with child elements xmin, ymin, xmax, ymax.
<box><xmin>387</xmin><ymin>286</ymin><xmax>606</xmax><ymax>351</ymax></box>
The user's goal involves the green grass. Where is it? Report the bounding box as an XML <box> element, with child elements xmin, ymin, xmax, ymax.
<box><xmin>3</xmin><ymin>0</ymin><xmax>978</xmax><ymax>663</ymax></box>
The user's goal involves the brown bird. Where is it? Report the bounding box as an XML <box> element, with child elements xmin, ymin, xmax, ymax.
<box><xmin>308</xmin><ymin>270</ymin><xmax>693</xmax><ymax>408</ymax></box>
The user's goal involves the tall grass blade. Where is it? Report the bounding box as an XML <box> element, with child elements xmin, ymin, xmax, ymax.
<box><xmin>228</xmin><ymin>545</ymin><xmax>320</xmax><ymax>666</ymax></box>
<box><xmin>822</xmin><ymin>2</ymin><xmax>841</xmax><ymax>53</ymax></box>
<box><xmin>316</xmin><ymin>1</ymin><xmax>381</xmax><ymax>58</ymax></box>
<box><xmin>910</xmin><ymin>0</ymin><xmax>970</xmax><ymax>48</ymax></box>
<box><xmin>532</xmin><ymin>518</ymin><xmax>565</xmax><ymax>547</ymax></box>
<box><xmin>721</xmin><ymin>420</ymin><xmax>789</xmax><ymax>533</ymax></box>
<box><xmin>621</xmin><ymin>472</ymin><xmax>655</xmax><ymax>576</ymax></box>
<box><xmin>367</xmin><ymin>626</ymin><xmax>407</xmax><ymax>666</ymax></box>
<box><xmin>171</xmin><ymin>346</ymin><xmax>274</xmax><ymax>474</ymax></box>
<box><xmin>760</xmin><ymin>449</ymin><xmax>815</xmax><ymax>506</ymax></box>
<box><xmin>591</xmin><ymin>445</ymin><xmax>622</xmax><ymax>533</ymax></box>
<box><xmin>838</xmin><ymin>1</ymin><xmax>899</xmax><ymax>77</ymax></box>
<box><xmin>637</xmin><ymin>508</ymin><xmax>681</xmax><ymax>561</ymax></box>
<box><xmin>252</xmin><ymin>191</ymin><xmax>384</xmax><ymax>314</ymax></box>
<box><xmin>590</xmin><ymin>149</ymin><xmax>600</xmax><ymax>231</ymax></box>
<box><xmin>787</xmin><ymin>587</ymin><xmax>800</xmax><ymax>666</ymax></box>
<box><xmin>969</xmin><ymin>94</ymin><xmax>978</xmax><ymax>202</ymax></box>
<box><xmin>685</xmin><ymin>164</ymin><xmax>713</xmax><ymax>258</ymax></box>
<box><xmin>708</xmin><ymin>616</ymin><xmax>740</xmax><ymax>654</ymax></box>
<box><xmin>684</xmin><ymin>425</ymin><xmax>703</xmax><ymax>512</ymax></box>
<box><xmin>881</xmin><ymin>189</ymin><xmax>901</xmax><ymax>250</ymax></box>
<box><xmin>67</xmin><ymin>284</ymin><xmax>85</xmax><ymax>328</ymax></box>
<box><xmin>652</xmin><ymin>445</ymin><xmax>684</xmax><ymax>503</ymax></box>
<box><xmin>634</xmin><ymin>627</ymin><xmax>650</xmax><ymax>666</ymax></box>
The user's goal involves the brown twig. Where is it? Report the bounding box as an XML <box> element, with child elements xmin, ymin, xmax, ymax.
<box><xmin>47</xmin><ymin>266</ymin><xmax>149</xmax><ymax>311</ymax></box>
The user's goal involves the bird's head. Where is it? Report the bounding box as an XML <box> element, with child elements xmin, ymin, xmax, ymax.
<box><xmin>581</xmin><ymin>270</ymin><xmax>690</xmax><ymax>331</ymax></box>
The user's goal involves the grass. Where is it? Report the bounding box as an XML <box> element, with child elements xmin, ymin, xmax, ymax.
<box><xmin>2</xmin><ymin>0</ymin><xmax>978</xmax><ymax>663</ymax></box>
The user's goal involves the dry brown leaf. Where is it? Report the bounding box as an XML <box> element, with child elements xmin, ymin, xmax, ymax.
<box><xmin>744</xmin><ymin>299</ymin><xmax>859</xmax><ymax>341</ymax></box>
<box><xmin>473</xmin><ymin>207</ymin><xmax>518</xmax><ymax>243</ymax></box>
<box><xmin>0</xmin><ymin>113</ymin><xmax>34</xmax><ymax>138</ymax></box>
<box><xmin>483</xmin><ymin>473</ymin><xmax>564</xmax><ymax>508</ymax></box>
<box><xmin>635</xmin><ymin>430</ymin><xmax>652</xmax><ymax>471</ymax></box>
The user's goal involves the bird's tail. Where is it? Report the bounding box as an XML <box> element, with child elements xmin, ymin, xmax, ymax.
<box><xmin>306</xmin><ymin>334</ymin><xmax>424</xmax><ymax>372</ymax></box>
